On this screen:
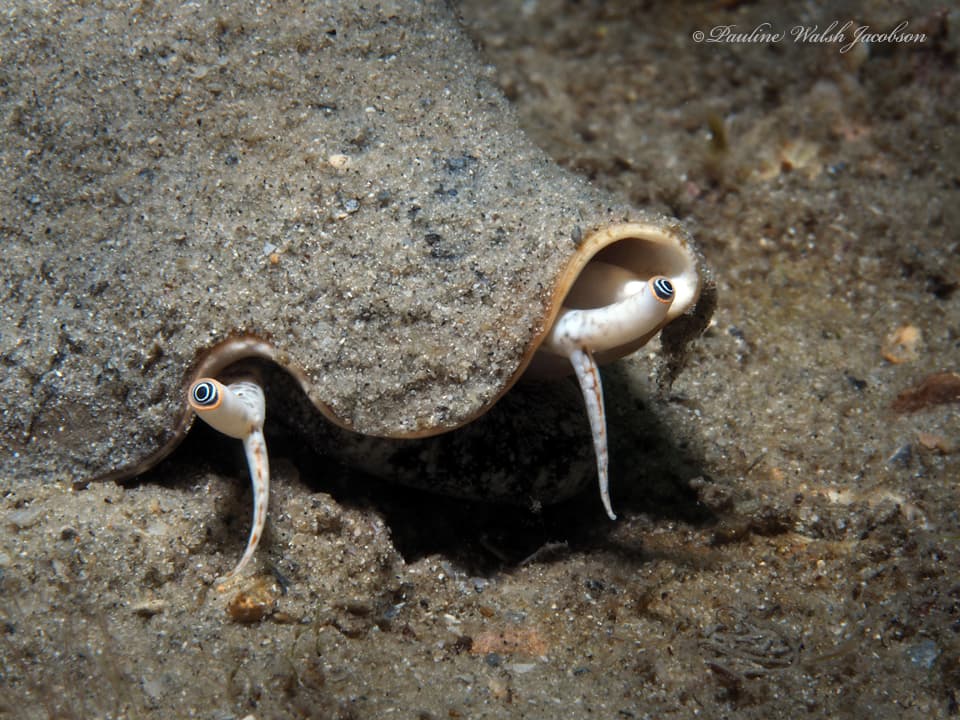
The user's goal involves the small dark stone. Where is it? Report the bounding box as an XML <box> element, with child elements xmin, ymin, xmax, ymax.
<box><xmin>887</xmin><ymin>444</ymin><xmax>912</xmax><ymax>467</ymax></box>
<box><xmin>927</xmin><ymin>273</ymin><xmax>958</xmax><ymax>300</ymax></box>
<box><xmin>584</xmin><ymin>578</ymin><xmax>605</xmax><ymax>593</ymax></box>
<box><xmin>449</xmin><ymin>635</ymin><xmax>472</xmax><ymax>654</ymax></box>
<box><xmin>570</xmin><ymin>224</ymin><xmax>583</xmax><ymax>245</ymax></box>
<box><xmin>444</xmin><ymin>154</ymin><xmax>476</xmax><ymax>173</ymax></box>
<box><xmin>845</xmin><ymin>373</ymin><xmax>867</xmax><ymax>391</ymax></box>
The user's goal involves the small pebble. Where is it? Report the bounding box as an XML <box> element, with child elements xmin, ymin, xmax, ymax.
<box><xmin>917</xmin><ymin>432</ymin><xmax>955</xmax><ymax>454</ymax></box>
<box><xmin>226</xmin><ymin>577</ymin><xmax>279</xmax><ymax>623</ymax></box>
<box><xmin>131</xmin><ymin>598</ymin><xmax>167</xmax><ymax>618</ymax></box>
<box><xmin>7</xmin><ymin>506</ymin><xmax>43</xmax><ymax>530</ymax></box>
<box><xmin>484</xmin><ymin>652</ymin><xmax>502</xmax><ymax>667</ymax></box>
<box><xmin>906</xmin><ymin>639</ymin><xmax>939</xmax><ymax>669</ymax></box>
<box><xmin>887</xmin><ymin>444</ymin><xmax>912</xmax><ymax>467</ymax></box>
<box><xmin>508</xmin><ymin>663</ymin><xmax>538</xmax><ymax>674</ymax></box>
<box><xmin>882</xmin><ymin>324</ymin><xmax>922</xmax><ymax>364</ymax></box>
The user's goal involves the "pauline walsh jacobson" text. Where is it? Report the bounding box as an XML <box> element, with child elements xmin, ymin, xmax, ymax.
<box><xmin>692</xmin><ymin>20</ymin><xmax>927</xmax><ymax>54</ymax></box>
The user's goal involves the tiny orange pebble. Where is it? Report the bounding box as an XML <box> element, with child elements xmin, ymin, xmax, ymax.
<box><xmin>226</xmin><ymin>577</ymin><xmax>278</xmax><ymax>623</ymax></box>
<box><xmin>917</xmin><ymin>432</ymin><xmax>955</xmax><ymax>454</ymax></box>
<box><xmin>882</xmin><ymin>324</ymin><xmax>922</xmax><ymax>364</ymax></box>
<box><xmin>469</xmin><ymin>627</ymin><xmax>549</xmax><ymax>657</ymax></box>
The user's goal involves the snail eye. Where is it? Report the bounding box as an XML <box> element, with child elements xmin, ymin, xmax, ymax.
<box><xmin>191</xmin><ymin>380</ymin><xmax>219</xmax><ymax>407</ymax></box>
<box><xmin>651</xmin><ymin>276</ymin><xmax>675</xmax><ymax>303</ymax></box>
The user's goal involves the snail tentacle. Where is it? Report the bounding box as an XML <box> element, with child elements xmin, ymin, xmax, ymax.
<box><xmin>569</xmin><ymin>347</ymin><xmax>613</xmax><ymax>520</ymax></box>
<box><xmin>188</xmin><ymin>377</ymin><xmax>269</xmax><ymax>590</ymax></box>
<box><xmin>543</xmin><ymin>275</ymin><xmax>676</xmax><ymax>519</ymax></box>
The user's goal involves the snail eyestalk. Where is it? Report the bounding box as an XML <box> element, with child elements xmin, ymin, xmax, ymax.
<box><xmin>543</xmin><ymin>274</ymin><xmax>676</xmax><ymax>520</ymax></box>
<box><xmin>188</xmin><ymin>377</ymin><xmax>269</xmax><ymax>590</ymax></box>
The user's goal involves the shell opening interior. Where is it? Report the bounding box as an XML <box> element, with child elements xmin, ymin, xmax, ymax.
<box><xmin>531</xmin><ymin>232</ymin><xmax>698</xmax><ymax>375</ymax></box>
<box><xmin>563</xmin><ymin>237</ymin><xmax>696</xmax><ymax>316</ymax></box>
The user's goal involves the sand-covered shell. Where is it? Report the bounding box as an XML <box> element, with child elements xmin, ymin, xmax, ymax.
<box><xmin>0</xmin><ymin>1</ymin><xmax>705</xmax><ymax>502</ymax></box>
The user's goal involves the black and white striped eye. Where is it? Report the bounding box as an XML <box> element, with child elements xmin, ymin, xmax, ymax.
<box><xmin>651</xmin><ymin>276</ymin><xmax>675</xmax><ymax>303</ymax></box>
<box><xmin>191</xmin><ymin>380</ymin><xmax>220</xmax><ymax>407</ymax></box>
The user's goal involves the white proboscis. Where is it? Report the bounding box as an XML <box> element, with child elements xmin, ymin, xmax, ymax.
<box><xmin>188</xmin><ymin>377</ymin><xmax>269</xmax><ymax>590</ymax></box>
<box><xmin>543</xmin><ymin>273</ymin><xmax>675</xmax><ymax>520</ymax></box>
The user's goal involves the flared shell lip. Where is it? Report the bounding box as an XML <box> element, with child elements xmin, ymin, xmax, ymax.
<box><xmin>101</xmin><ymin>221</ymin><xmax>702</xmax><ymax>482</ymax></box>
<box><xmin>190</xmin><ymin>220</ymin><xmax>701</xmax><ymax>434</ymax></box>
<box><xmin>523</xmin><ymin>219</ymin><xmax>703</xmax><ymax>377</ymax></box>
